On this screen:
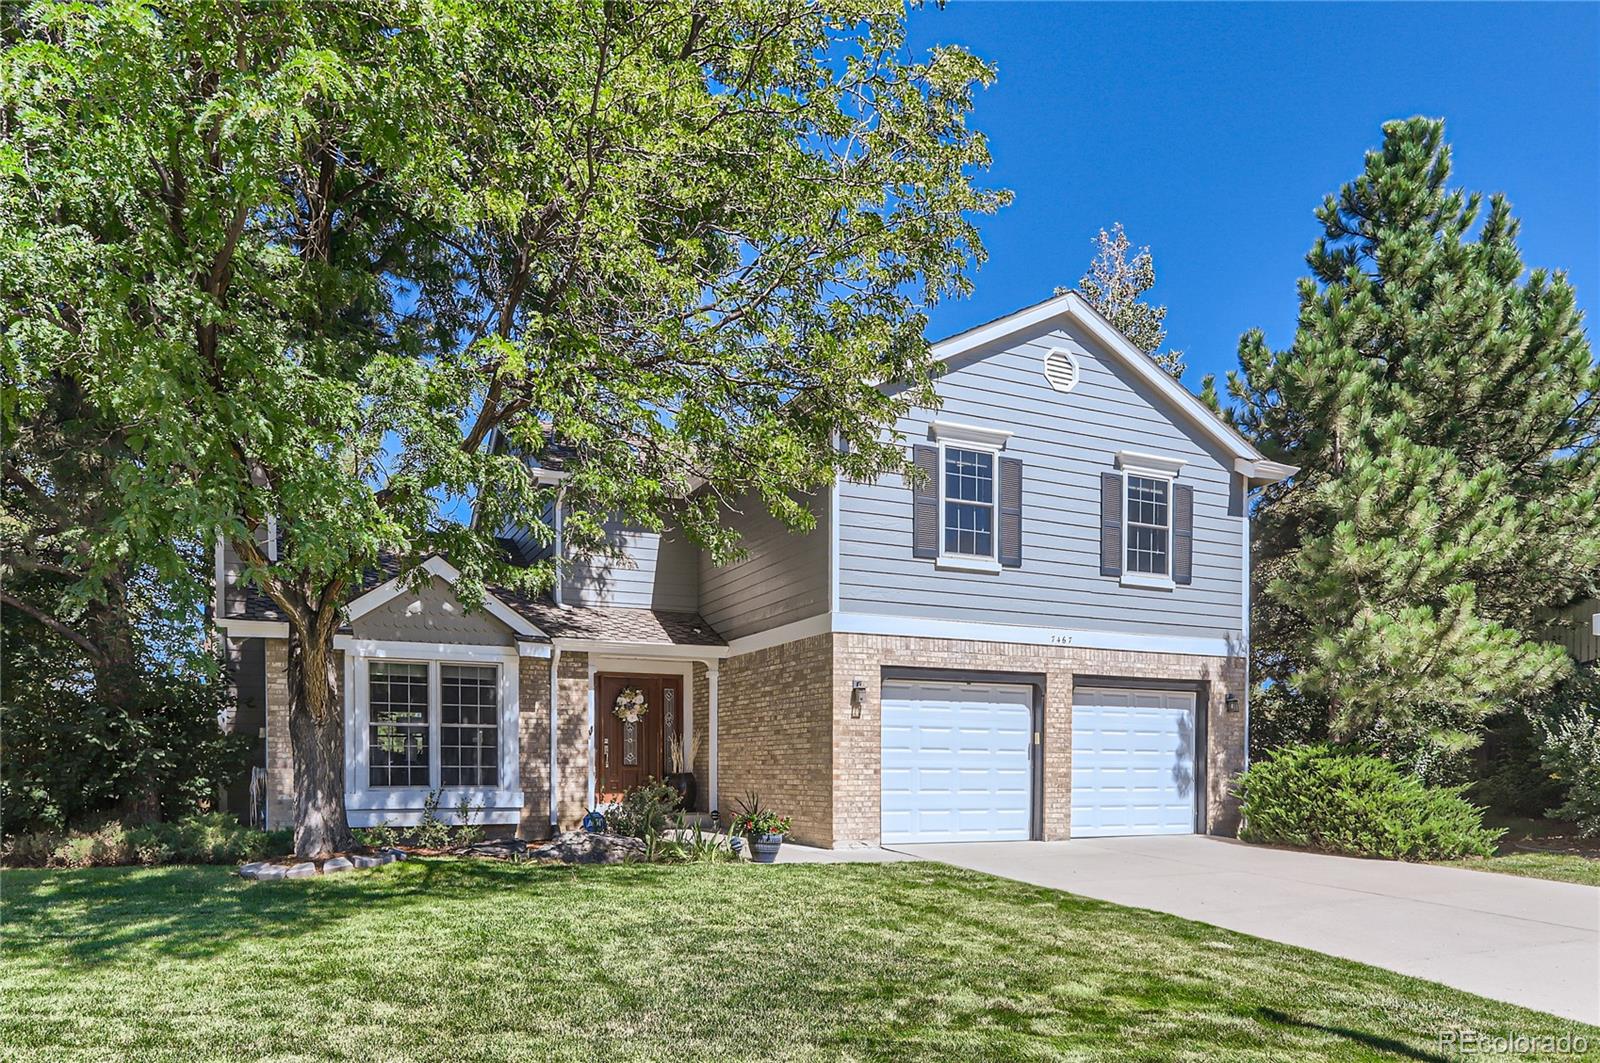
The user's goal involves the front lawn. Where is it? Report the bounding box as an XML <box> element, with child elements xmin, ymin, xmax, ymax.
<box><xmin>1439</xmin><ymin>817</ymin><xmax>1600</xmax><ymax>887</ymax></box>
<box><xmin>2</xmin><ymin>861</ymin><xmax>1591</xmax><ymax>1061</ymax></box>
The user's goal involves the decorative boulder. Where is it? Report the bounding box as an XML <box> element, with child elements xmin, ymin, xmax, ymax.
<box><xmin>528</xmin><ymin>831</ymin><xmax>646</xmax><ymax>865</ymax></box>
<box><xmin>463</xmin><ymin>838</ymin><xmax>529</xmax><ymax>861</ymax></box>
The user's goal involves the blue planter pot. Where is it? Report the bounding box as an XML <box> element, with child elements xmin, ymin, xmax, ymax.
<box><xmin>747</xmin><ymin>832</ymin><xmax>784</xmax><ymax>864</ymax></box>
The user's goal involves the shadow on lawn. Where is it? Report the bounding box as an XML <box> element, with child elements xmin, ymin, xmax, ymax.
<box><xmin>1257</xmin><ymin>1008</ymin><xmax>1448</xmax><ymax>1062</ymax></box>
<box><xmin>0</xmin><ymin>859</ymin><xmax>686</xmax><ymax>966</ymax></box>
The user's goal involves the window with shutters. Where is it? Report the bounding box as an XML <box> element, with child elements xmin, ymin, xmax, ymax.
<box><xmin>942</xmin><ymin>445</ymin><xmax>996</xmax><ymax>562</ymax></box>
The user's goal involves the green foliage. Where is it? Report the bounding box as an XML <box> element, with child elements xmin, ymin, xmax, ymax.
<box><xmin>2</xmin><ymin>814</ymin><xmax>291</xmax><ymax>868</ymax></box>
<box><xmin>727</xmin><ymin>792</ymin><xmax>793</xmax><ymax>837</ymax></box>
<box><xmin>409</xmin><ymin>791</ymin><xmax>454</xmax><ymax>850</ymax></box>
<box><xmin>605</xmin><ymin>781</ymin><xmax>681</xmax><ymax>841</ymax></box>
<box><xmin>452</xmin><ymin>795</ymin><xmax>485</xmax><ymax>847</ymax></box>
<box><xmin>353</xmin><ymin>820</ymin><xmax>401</xmax><ymax>851</ymax></box>
<box><xmin>1</xmin><ymin>1</ymin><xmax>1006</xmax><ymax>853</ymax></box>
<box><xmin>1472</xmin><ymin>709</ymin><xmax>1567</xmax><ymax>818</ymax></box>
<box><xmin>1528</xmin><ymin>665</ymin><xmax>1600</xmax><ymax>836</ymax></box>
<box><xmin>0</xmin><ymin>611</ymin><xmax>251</xmax><ymax>835</ymax></box>
<box><xmin>1237</xmin><ymin>744</ymin><xmax>1502</xmax><ymax>861</ymax></box>
<box><xmin>1059</xmin><ymin>223</ymin><xmax>1184</xmax><ymax>377</ymax></box>
<box><xmin>1229</xmin><ymin>118</ymin><xmax>1599</xmax><ymax>769</ymax></box>
<box><xmin>649</xmin><ymin>815</ymin><xmax>736</xmax><ymax>864</ymax></box>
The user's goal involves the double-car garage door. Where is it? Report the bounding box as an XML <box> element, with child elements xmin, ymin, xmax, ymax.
<box><xmin>880</xmin><ymin>679</ymin><xmax>1197</xmax><ymax>844</ymax></box>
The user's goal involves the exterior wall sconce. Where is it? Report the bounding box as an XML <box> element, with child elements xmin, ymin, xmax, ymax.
<box><xmin>1224</xmin><ymin>693</ymin><xmax>1240</xmax><ymax>713</ymax></box>
<box><xmin>850</xmin><ymin>679</ymin><xmax>867</xmax><ymax>719</ymax></box>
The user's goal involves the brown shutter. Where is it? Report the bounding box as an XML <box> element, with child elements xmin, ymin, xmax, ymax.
<box><xmin>1173</xmin><ymin>483</ymin><xmax>1194</xmax><ymax>585</ymax></box>
<box><xmin>998</xmin><ymin>457</ymin><xmax>1022</xmax><ymax>568</ymax></box>
<box><xmin>912</xmin><ymin>445</ymin><xmax>939</xmax><ymax>559</ymax></box>
<box><xmin>1100</xmin><ymin>471</ymin><xmax>1123</xmax><ymax>577</ymax></box>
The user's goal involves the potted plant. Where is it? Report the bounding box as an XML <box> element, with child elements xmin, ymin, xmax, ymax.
<box><xmin>728</xmin><ymin>793</ymin><xmax>792</xmax><ymax>864</ymax></box>
<box><xmin>663</xmin><ymin>732</ymin><xmax>703</xmax><ymax>811</ymax></box>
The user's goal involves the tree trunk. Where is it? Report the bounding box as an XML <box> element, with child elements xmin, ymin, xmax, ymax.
<box><xmin>286</xmin><ymin>616</ymin><xmax>354</xmax><ymax>858</ymax></box>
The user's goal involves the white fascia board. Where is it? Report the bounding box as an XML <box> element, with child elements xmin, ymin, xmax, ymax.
<box><xmin>1592</xmin><ymin>611</ymin><xmax>1599</xmax><ymax>637</ymax></box>
<box><xmin>929</xmin><ymin>419</ymin><xmax>1014</xmax><ymax>448</ymax></box>
<box><xmin>1116</xmin><ymin>450</ymin><xmax>1188</xmax><ymax>478</ymax></box>
<box><xmin>214</xmin><ymin>618</ymin><xmax>290</xmax><ymax>639</ymax></box>
<box><xmin>550</xmin><ymin>637</ymin><xmax>730</xmax><ymax>660</ymax></box>
<box><xmin>1234</xmin><ymin>457</ymin><xmax>1299</xmax><ymax>484</ymax></box>
<box><xmin>341</xmin><ymin>555</ymin><xmax>545</xmax><ymax>640</ymax></box>
<box><xmin>517</xmin><ymin>640</ymin><xmax>552</xmax><ymax>658</ymax></box>
<box><xmin>333</xmin><ymin>636</ymin><xmax>521</xmax><ymax>662</ymax></box>
<box><xmin>929</xmin><ymin>292</ymin><xmax>1266</xmax><ymax>467</ymax></box>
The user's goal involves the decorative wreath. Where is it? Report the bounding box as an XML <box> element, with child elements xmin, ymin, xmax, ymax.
<box><xmin>612</xmin><ymin>686</ymin><xmax>648</xmax><ymax>723</ymax></box>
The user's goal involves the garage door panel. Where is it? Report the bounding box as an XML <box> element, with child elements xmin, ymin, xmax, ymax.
<box><xmin>1072</xmin><ymin>687</ymin><xmax>1197</xmax><ymax>838</ymax></box>
<box><xmin>881</xmin><ymin>680</ymin><xmax>1034</xmax><ymax>844</ymax></box>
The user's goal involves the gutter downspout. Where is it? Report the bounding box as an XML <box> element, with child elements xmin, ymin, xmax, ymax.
<box><xmin>548</xmin><ymin>646</ymin><xmax>561</xmax><ymax>834</ymax></box>
<box><xmin>1241</xmin><ymin>471</ymin><xmax>1252</xmax><ymax>771</ymax></box>
<box><xmin>552</xmin><ymin>485</ymin><xmax>566</xmax><ymax>608</ymax></box>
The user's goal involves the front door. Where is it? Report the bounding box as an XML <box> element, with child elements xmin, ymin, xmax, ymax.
<box><xmin>595</xmin><ymin>673</ymin><xmax>684</xmax><ymax>803</ymax></box>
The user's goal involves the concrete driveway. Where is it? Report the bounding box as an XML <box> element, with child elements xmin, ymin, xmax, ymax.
<box><xmin>894</xmin><ymin>836</ymin><xmax>1600</xmax><ymax>1024</ymax></box>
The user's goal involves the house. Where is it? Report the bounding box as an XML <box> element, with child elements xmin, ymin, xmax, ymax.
<box><xmin>214</xmin><ymin>292</ymin><xmax>1296</xmax><ymax>848</ymax></box>
<box><xmin>1550</xmin><ymin>599</ymin><xmax>1600</xmax><ymax>666</ymax></box>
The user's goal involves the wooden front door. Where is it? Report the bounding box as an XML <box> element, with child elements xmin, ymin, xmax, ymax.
<box><xmin>595</xmin><ymin>673</ymin><xmax>684</xmax><ymax>803</ymax></box>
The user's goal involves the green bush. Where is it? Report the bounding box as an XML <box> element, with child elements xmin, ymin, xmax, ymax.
<box><xmin>605</xmin><ymin>780</ymin><xmax>681</xmax><ymax>840</ymax></box>
<box><xmin>1</xmin><ymin>814</ymin><xmax>291</xmax><ymax>868</ymax></box>
<box><xmin>1530</xmin><ymin>666</ymin><xmax>1600</xmax><ymax>836</ymax></box>
<box><xmin>1237</xmin><ymin>744</ymin><xmax>1502</xmax><ymax>861</ymax></box>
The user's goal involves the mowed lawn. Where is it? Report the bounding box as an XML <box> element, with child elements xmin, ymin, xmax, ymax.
<box><xmin>2</xmin><ymin>860</ymin><xmax>1593</xmax><ymax>1062</ymax></box>
<box><xmin>1440</xmin><ymin>851</ymin><xmax>1600</xmax><ymax>888</ymax></box>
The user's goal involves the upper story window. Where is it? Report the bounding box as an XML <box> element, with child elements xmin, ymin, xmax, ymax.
<box><xmin>368</xmin><ymin>660</ymin><xmax>501</xmax><ymax>789</ymax></box>
<box><xmin>1125</xmin><ymin>474</ymin><xmax>1170</xmax><ymax>576</ymax></box>
<box><xmin>943</xmin><ymin>445</ymin><xmax>996</xmax><ymax>560</ymax></box>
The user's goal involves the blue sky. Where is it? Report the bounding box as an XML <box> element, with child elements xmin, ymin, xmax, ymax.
<box><xmin>905</xmin><ymin>2</ymin><xmax>1600</xmax><ymax>386</ymax></box>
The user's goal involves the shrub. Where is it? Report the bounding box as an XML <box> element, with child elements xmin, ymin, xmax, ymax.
<box><xmin>1530</xmin><ymin>666</ymin><xmax>1600</xmax><ymax>836</ymax></box>
<box><xmin>1</xmin><ymin>814</ymin><xmax>290</xmax><ymax>868</ymax></box>
<box><xmin>409</xmin><ymin>790</ymin><xmax>454</xmax><ymax>850</ymax></box>
<box><xmin>453</xmin><ymin>796</ymin><xmax>485</xmax><ymax>847</ymax></box>
<box><xmin>606</xmin><ymin>780</ymin><xmax>681</xmax><ymax>840</ymax></box>
<box><xmin>1236</xmin><ymin>744</ymin><xmax>1502</xmax><ymax>861</ymax></box>
<box><xmin>354</xmin><ymin>820</ymin><xmax>401</xmax><ymax>850</ymax></box>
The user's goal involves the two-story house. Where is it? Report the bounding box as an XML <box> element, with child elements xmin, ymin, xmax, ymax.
<box><xmin>214</xmin><ymin>291</ymin><xmax>1296</xmax><ymax>847</ymax></box>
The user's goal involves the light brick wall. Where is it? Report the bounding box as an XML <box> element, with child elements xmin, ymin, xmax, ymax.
<box><xmin>830</xmin><ymin>634</ymin><xmax>1247</xmax><ymax>843</ymax></box>
<box><xmin>715</xmin><ymin>634</ymin><xmax>835</xmax><ymax>846</ymax></box>
<box><xmin>690</xmin><ymin>663</ymin><xmax>711</xmax><ymax>812</ymax></box>
<box><xmin>554</xmin><ymin>651</ymin><xmax>591</xmax><ymax>829</ymax></box>
<box><xmin>517</xmin><ymin>656</ymin><xmax>553</xmax><ymax>837</ymax></box>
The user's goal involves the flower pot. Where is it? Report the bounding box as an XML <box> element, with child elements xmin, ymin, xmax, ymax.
<box><xmin>663</xmin><ymin>772</ymin><xmax>697</xmax><ymax>811</ymax></box>
<box><xmin>747</xmin><ymin>832</ymin><xmax>784</xmax><ymax>864</ymax></box>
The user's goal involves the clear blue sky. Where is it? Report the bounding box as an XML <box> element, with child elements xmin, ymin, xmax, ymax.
<box><xmin>905</xmin><ymin>2</ymin><xmax>1600</xmax><ymax>385</ymax></box>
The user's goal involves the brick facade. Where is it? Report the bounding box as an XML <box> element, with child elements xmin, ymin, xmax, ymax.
<box><xmin>554</xmin><ymin>650</ymin><xmax>592</xmax><ymax>829</ymax></box>
<box><xmin>517</xmin><ymin>656</ymin><xmax>553</xmax><ymax>837</ymax></box>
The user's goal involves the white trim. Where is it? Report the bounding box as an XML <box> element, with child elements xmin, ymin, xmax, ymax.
<box><xmin>342</xmin><ymin>555</ymin><xmax>545</xmax><ymax>639</ymax></box>
<box><xmin>549</xmin><ymin>646</ymin><xmax>561</xmax><ymax>829</ymax></box>
<box><xmin>707</xmin><ymin>664</ymin><xmax>719</xmax><ymax>816</ymax></box>
<box><xmin>929</xmin><ymin>419</ymin><xmax>1013</xmax><ymax>448</ymax></box>
<box><xmin>213</xmin><ymin>537</ymin><xmax>226</xmax><ymax>622</ymax></box>
<box><xmin>585</xmin><ymin>658</ymin><xmax>597</xmax><ymax>811</ymax></box>
<box><xmin>1234</xmin><ymin>457</ymin><xmax>1298</xmax><ymax>485</ymax></box>
<box><xmin>930</xmin><ymin>292</ymin><xmax>1266</xmax><ymax>466</ymax></box>
<box><xmin>829</xmin><ymin>435</ymin><xmax>841</xmax><ymax>615</ymax></box>
<box><xmin>552</xmin><ymin>486</ymin><xmax>566</xmax><ymax>608</ymax></box>
<box><xmin>517</xmin><ymin>641</ymin><xmax>552</xmax><ymax>658</ymax></box>
<box><xmin>1591</xmin><ymin>612</ymin><xmax>1599</xmax><ymax>638</ymax></box>
<box><xmin>342</xmin><ymin>638</ymin><xmax>522</xmax><ymax>818</ymax></box>
<box><xmin>1116</xmin><ymin>450</ymin><xmax>1187</xmax><ymax>478</ymax></box>
<box><xmin>1241</xmin><ymin>471</ymin><xmax>1252</xmax><ymax>770</ymax></box>
<box><xmin>937</xmin><ymin>439</ymin><xmax>1001</xmax><ymax>568</ymax></box>
<box><xmin>1120</xmin><ymin>571</ymin><xmax>1175</xmax><ymax>591</ymax></box>
<box><xmin>265</xmin><ymin>515</ymin><xmax>279</xmax><ymax>561</ymax></box>
<box><xmin>723</xmin><ymin>610</ymin><xmax>1236</xmax><ymax>659</ymax></box>
<box><xmin>333</xmin><ymin>636</ymin><xmax>520</xmax><ymax>662</ymax></box>
<box><xmin>585</xmin><ymin>655</ymin><xmax>697</xmax><ymax>810</ymax></box>
<box><xmin>550</xmin><ymin>637</ymin><xmax>730</xmax><ymax>660</ymax></box>
<box><xmin>215</xmin><ymin>618</ymin><xmax>289</xmax><ymax>639</ymax></box>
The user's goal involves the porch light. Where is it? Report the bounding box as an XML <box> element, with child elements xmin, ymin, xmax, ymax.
<box><xmin>1224</xmin><ymin>693</ymin><xmax>1240</xmax><ymax>713</ymax></box>
<box><xmin>850</xmin><ymin>679</ymin><xmax>866</xmax><ymax>719</ymax></box>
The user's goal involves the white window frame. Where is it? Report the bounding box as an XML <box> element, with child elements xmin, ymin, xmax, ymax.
<box><xmin>936</xmin><ymin>439</ymin><xmax>1003</xmax><ymax>572</ymax></box>
<box><xmin>339</xmin><ymin>638</ymin><xmax>524</xmax><ymax>825</ymax></box>
<box><xmin>1116</xmin><ymin>451</ymin><xmax>1185</xmax><ymax>591</ymax></box>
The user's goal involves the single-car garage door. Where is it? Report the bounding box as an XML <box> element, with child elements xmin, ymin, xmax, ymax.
<box><xmin>881</xmin><ymin>680</ymin><xmax>1035</xmax><ymax>844</ymax></box>
<box><xmin>1071</xmin><ymin>686</ymin><xmax>1198</xmax><ymax>837</ymax></box>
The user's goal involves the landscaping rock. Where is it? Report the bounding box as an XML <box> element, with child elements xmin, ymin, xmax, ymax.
<box><xmin>463</xmin><ymin>838</ymin><xmax>529</xmax><ymax>861</ymax></box>
<box><xmin>284</xmin><ymin>861</ymin><xmax>318</xmax><ymax>879</ymax></box>
<box><xmin>350</xmin><ymin>852</ymin><xmax>391</xmax><ymax>869</ymax></box>
<box><xmin>238</xmin><ymin>861</ymin><xmax>285</xmax><ymax>881</ymax></box>
<box><xmin>528</xmin><ymin>830</ymin><xmax>646</xmax><ymax>865</ymax></box>
<box><xmin>322</xmin><ymin>856</ymin><xmax>354</xmax><ymax>874</ymax></box>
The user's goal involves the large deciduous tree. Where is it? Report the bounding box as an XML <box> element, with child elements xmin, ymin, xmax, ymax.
<box><xmin>1</xmin><ymin>1</ymin><xmax>1006</xmax><ymax>855</ymax></box>
<box><xmin>1228</xmin><ymin>118</ymin><xmax>1600</xmax><ymax>776</ymax></box>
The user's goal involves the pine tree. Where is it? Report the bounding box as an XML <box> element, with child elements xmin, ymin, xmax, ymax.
<box><xmin>1059</xmin><ymin>223</ymin><xmax>1185</xmax><ymax>377</ymax></box>
<box><xmin>1230</xmin><ymin>117</ymin><xmax>1600</xmax><ymax>776</ymax></box>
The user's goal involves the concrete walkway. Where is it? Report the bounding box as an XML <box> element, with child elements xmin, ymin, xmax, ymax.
<box><xmin>893</xmin><ymin>835</ymin><xmax>1600</xmax><ymax>1024</ymax></box>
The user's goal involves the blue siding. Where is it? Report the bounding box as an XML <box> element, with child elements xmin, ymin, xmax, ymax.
<box><xmin>564</xmin><ymin>519</ymin><xmax>700</xmax><ymax>612</ymax></box>
<box><xmin>836</xmin><ymin>319</ymin><xmax>1246</xmax><ymax>643</ymax></box>
<box><xmin>698</xmin><ymin>491</ymin><xmax>829</xmax><ymax>640</ymax></box>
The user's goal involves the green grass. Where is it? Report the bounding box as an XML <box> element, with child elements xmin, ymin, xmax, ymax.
<box><xmin>2</xmin><ymin>861</ymin><xmax>1592</xmax><ymax>1062</ymax></box>
<box><xmin>1440</xmin><ymin>851</ymin><xmax>1600</xmax><ymax>887</ymax></box>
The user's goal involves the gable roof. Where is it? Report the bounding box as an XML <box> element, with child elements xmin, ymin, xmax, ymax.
<box><xmin>928</xmin><ymin>291</ymin><xmax>1297</xmax><ymax>485</ymax></box>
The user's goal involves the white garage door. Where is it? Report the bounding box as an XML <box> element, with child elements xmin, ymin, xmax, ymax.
<box><xmin>881</xmin><ymin>680</ymin><xmax>1034</xmax><ymax>844</ymax></box>
<box><xmin>1072</xmin><ymin>687</ymin><xmax>1198</xmax><ymax>837</ymax></box>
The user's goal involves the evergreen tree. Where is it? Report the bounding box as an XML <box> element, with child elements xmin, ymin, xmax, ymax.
<box><xmin>1060</xmin><ymin>223</ymin><xmax>1185</xmax><ymax>377</ymax></box>
<box><xmin>1230</xmin><ymin>118</ymin><xmax>1600</xmax><ymax>776</ymax></box>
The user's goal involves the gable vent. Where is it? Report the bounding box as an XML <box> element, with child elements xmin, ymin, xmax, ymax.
<box><xmin>1043</xmin><ymin>349</ymin><xmax>1080</xmax><ymax>393</ymax></box>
